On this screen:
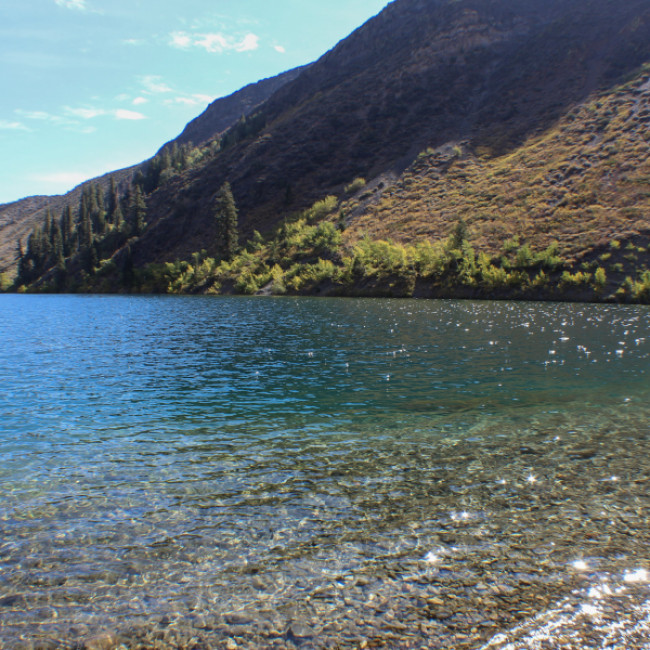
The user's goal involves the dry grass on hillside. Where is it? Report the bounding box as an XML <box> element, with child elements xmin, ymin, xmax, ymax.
<box><xmin>344</xmin><ymin>65</ymin><xmax>650</xmax><ymax>262</ymax></box>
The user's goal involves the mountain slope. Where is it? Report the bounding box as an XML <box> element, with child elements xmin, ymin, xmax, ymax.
<box><xmin>167</xmin><ymin>66</ymin><xmax>308</xmax><ymax>149</ymax></box>
<box><xmin>8</xmin><ymin>0</ymin><xmax>650</xmax><ymax>301</ymax></box>
<box><xmin>0</xmin><ymin>65</ymin><xmax>304</xmax><ymax>274</ymax></box>
<box><xmin>129</xmin><ymin>0</ymin><xmax>650</xmax><ymax>267</ymax></box>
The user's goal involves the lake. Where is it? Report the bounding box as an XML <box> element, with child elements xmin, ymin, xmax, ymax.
<box><xmin>0</xmin><ymin>295</ymin><xmax>649</xmax><ymax>649</ymax></box>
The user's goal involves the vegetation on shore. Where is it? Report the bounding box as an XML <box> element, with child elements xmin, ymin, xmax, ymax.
<box><xmin>7</xmin><ymin>66</ymin><xmax>650</xmax><ymax>304</ymax></box>
<box><xmin>10</xmin><ymin>185</ymin><xmax>650</xmax><ymax>303</ymax></box>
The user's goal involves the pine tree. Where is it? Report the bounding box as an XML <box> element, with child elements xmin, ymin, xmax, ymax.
<box><xmin>108</xmin><ymin>177</ymin><xmax>120</xmax><ymax>224</ymax></box>
<box><xmin>113</xmin><ymin>199</ymin><xmax>124</xmax><ymax>231</ymax></box>
<box><xmin>61</xmin><ymin>205</ymin><xmax>74</xmax><ymax>256</ymax></box>
<box><xmin>130</xmin><ymin>185</ymin><xmax>147</xmax><ymax>235</ymax></box>
<box><xmin>16</xmin><ymin>239</ymin><xmax>28</xmax><ymax>285</ymax></box>
<box><xmin>52</xmin><ymin>221</ymin><xmax>65</xmax><ymax>272</ymax></box>
<box><xmin>93</xmin><ymin>184</ymin><xmax>106</xmax><ymax>234</ymax></box>
<box><xmin>214</xmin><ymin>182</ymin><xmax>238</xmax><ymax>260</ymax></box>
<box><xmin>79</xmin><ymin>208</ymin><xmax>93</xmax><ymax>251</ymax></box>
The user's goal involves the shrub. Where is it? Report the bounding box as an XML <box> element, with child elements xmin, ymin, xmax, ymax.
<box><xmin>270</xmin><ymin>264</ymin><xmax>286</xmax><ymax>295</ymax></box>
<box><xmin>344</xmin><ymin>177</ymin><xmax>367</xmax><ymax>195</ymax></box>
<box><xmin>515</xmin><ymin>244</ymin><xmax>535</xmax><ymax>268</ymax></box>
<box><xmin>536</xmin><ymin>241</ymin><xmax>563</xmax><ymax>269</ymax></box>
<box><xmin>414</xmin><ymin>240</ymin><xmax>448</xmax><ymax>277</ymax></box>
<box><xmin>593</xmin><ymin>266</ymin><xmax>607</xmax><ymax>290</ymax></box>
<box><xmin>307</xmin><ymin>222</ymin><xmax>342</xmax><ymax>255</ymax></box>
<box><xmin>304</xmin><ymin>196</ymin><xmax>338</xmax><ymax>222</ymax></box>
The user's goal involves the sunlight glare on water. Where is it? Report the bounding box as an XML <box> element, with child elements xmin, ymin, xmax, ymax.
<box><xmin>0</xmin><ymin>295</ymin><xmax>648</xmax><ymax>648</ymax></box>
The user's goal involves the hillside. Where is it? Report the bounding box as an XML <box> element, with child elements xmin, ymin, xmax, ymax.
<box><xmin>6</xmin><ymin>0</ymin><xmax>650</xmax><ymax>301</ymax></box>
<box><xmin>167</xmin><ymin>66</ymin><xmax>308</xmax><ymax>149</ymax></box>
<box><xmin>0</xmin><ymin>65</ymin><xmax>303</xmax><ymax>276</ymax></box>
<box><xmin>129</xmin><ymin>0</ymin><xmax>650</xmax><ymax>267</ymax></box>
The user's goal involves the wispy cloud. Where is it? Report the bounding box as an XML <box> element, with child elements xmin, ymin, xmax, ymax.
<box><xmin>140</xmin><ymin>75</ymin><xmax>172</xmax><ymax>94</ymax></box>
<box><xmin>0</xmin><ymin>119</ymin><xmax>30</xmax><ymax>131</ymax></box>
<box><xmin>64</xmin><ymin>106</ymin><xmax>105</xmax><ymax>120</ymax></box>
<box><xmin>132</xmin><ymin>97</ymin><xmax>148</xmax><ymax>106</ymax></box>
<box><xmin>236</xmin><ymin>34</ymin><xmax>259</xmax><ymax>52</ymax></box>
<box><xmin>164</xmin><ymin>93</ymin><xmax>215</xmax><ymax>107</ymax></box>
<box><xmin>32</xmin><ymin>171</ymin><xmax>89</xmax><ymax>187</ymax></box>
<box><xmin>170</xmin><ymin>32</ymin><xmax>192</xmax><ymax>49</ymax></box>
<box><xmin>170</xmin><ymin>31</ymin><xmax>260</xmax><ymax>54</ymax></box>
<box><xmin>55</xmin><ymin>0</ymin><xmax>87</xmax><ymax>10</ymax></box>
<box><xmin>274</xmin><ymin>45</ymin><xmax>286</xmax><ymax>54</ymax></box>
<box><xmin>16</xmin><ymin>103</ymin><xmax>145</xmax><ymax>129</ymax></box>
<box><xmin>115</xmin><ymin>109</ymin><xmax>146</xmax><ymax>121</ymax></box>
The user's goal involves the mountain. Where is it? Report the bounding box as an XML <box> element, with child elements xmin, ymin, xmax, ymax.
<box><xmin>6</xmin><ymin>0</ymin><xmax>650</xmax><ymax>301</ymax></box>
<box><xmin>0</xmin><ymin>66</ymin><xmax>304</xmax><ymax>275</ymax></box>
<box><xmin>166</xmin><ymin>66</ymin><xmax>308</xmax><ymax>150</ymax></box>
<box><xmin>132</xmin><ymin>0</ymin><xmax>650</xmax><ymax>264</ymax></box>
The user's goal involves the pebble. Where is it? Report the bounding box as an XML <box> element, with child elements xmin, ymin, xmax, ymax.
<box><xmin>82</xmin><ymin>634</ymin><xmax>118</xmax><ymax>650</ymax></box>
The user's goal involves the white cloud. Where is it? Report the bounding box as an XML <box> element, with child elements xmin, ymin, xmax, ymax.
<box><xmin>64</xmin><ymin>106</ymin><xmax>105</xmax><ymax>120</ymax></box>
<box><xmin>195</xmin><ymin>33</ymin><xmax>229</xmax><ymax>53</ymax></box>
<box><xmin>166</xmin><ymin>97</ymin><xmax>199</xmax><ymax>106</ymax></box>
<box><xmin>132</xmin><ymin>97</ymin><xmax>148</xmax><ymax>106</ymax></box>
<box><xmin>274</xmin><ymin>45</ymin><xmax>286</xmax><ymax>54</ymax></box>
<box><xmin>236</xmin><ymin>34</ymin><xmax>259</xmax><ymax>52</ymax></box>
<box><xmin>164</xmin><ymin>93</ymin><xmax>216</xmax><ymax>107</ymax></box>
<box><xmin>55</xmin><ymin>0</ymin><xmax>87</xmax><ymax>10</ymax></box>
<box><xmin>169</xmin><ymin>31</ymin><xmax>260</xmax><ymax>54</ymax></box>
<box><xmin>115</xmin><ymin>109</ymin><xmax>146</xmax><ymax>120</ymax></box>
<box><xmin>33</xmin><ymin>171</ymin><xmax>89</xmax><ymax>187</ymax></box>
<box><xmin>193</xmin><ymin>93</ymin><xmax>215</xmax><ymax>104</ymax></box>
<box><xmin>141</xmin><ymin>75</ymin><xmax>173</xmax><ymax>94</ymax></box>
<box><xmin>0</xmin><ymin>120</ymin><xmax>29</xmax><ymax>131</ymax></box>
<box><xmin>170</xmin><ymin>32</ymin><xmax>192</xmax><ymax>49</ymax></box>
<box><xmin>15</xmin><ymin>110</ymin><xmax>51</xmax><ymax>121</ymax></box>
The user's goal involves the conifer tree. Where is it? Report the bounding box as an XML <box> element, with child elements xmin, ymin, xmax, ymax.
<box><xmin>108</xmin><ymin>177</ymin><xmax>120</xmax><ymax>224</ymax></box>
<box><xmin>16</xmin><ymin>239</ymin><xmax>28</xmax><ymax>285</ymax></box>
<box><xmin>93</xmin><ymin>184</ymin><xmax>106</xmax><ymax>234</ymax></box>
<box><xmin>79</xmin><ymin>208</ymin><xmax>93</xmax><ymax>251</ymax></box>
<box><xmin>130</xmin><ymin>185</ymin><xmax>147</xmax><ymax>235</ymax></box>
<box><xmin>50</xmin><ymin>220</ymin><xmax>65</xmax><ymax>271</ymax></box>
<box><xmin>214</xmin><ymin>182</ymin><xmax>238</xmax><ymax>260</ymax></box>
<box><xmin>61</xmin><ymin>205</ymin><xmax>74</xmax><ymax>256</ymax></box>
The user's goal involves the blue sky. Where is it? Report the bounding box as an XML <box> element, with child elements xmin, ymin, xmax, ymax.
<box><xmin>0</xmin><ymin>0</ymin><xmax>390</xmax><ymax>204</ymax></box>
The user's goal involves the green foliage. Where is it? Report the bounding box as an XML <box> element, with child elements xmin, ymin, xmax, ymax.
<box><xmin>536</xmin><ymin>241</ymin><xmax>563</xmax><ymax>269</ymax></box>
<box><xmin>130</xmin><ymin>186</ymin><xmax>147</xmax><ymax>236</ymax></box>
<box><xmin>515</xmin><ymin>244</ymin><xmax>535</xmax><ymax>268</ymax></box>
<box><xmin>303</xmin><ymin>195</ymin><xmax>338</xmax><ymax>222</ymax></box>
<box><xmin>413</xmin><ymin>240</ymin><xmax>448</xmax><ymax>277</ymax></box>
<box><xmin>450</xmin><ymin>218</ymin><xmax>468</xmax><ymax>250</ymax></box>
<box><xmin>221</xmin><ymin>112</ymin><xmax>266</xmax><ymax>150</ymax></box>
<box><xmin>560</xmin><ymin>270</ymin><xmax>592</xmax><ymax>286</ymax></box>
<box><xmin>344</xmin><ymin>177</ymin><xmax>367</xmax><ymax>195</ymax></box>
<box><xmin>623</xmin><ymin>270</ymin><xmax>650</xmax><ymax>302</ymax></box>
<box><xmin>351</xmin><ymin>237</ymin><xmax>412</xmax><ymax>278</ymax></box>
<box><xmin>593</xmin><ymin>266</ymin><xmax>607</xmax><ymax>290</ymax></box>
<box><xmin>214</xmin><ymin>182</ymin><xmax>239</xmax><ymax>260</ymax></box>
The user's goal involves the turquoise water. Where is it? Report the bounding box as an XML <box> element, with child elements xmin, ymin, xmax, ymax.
<box><xmin>0</xmin><ymin>296</ymin><xmax>648</xmax><ymax>648</ymax></box>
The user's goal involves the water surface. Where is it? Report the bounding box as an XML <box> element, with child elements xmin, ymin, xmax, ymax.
<box><xmin>0</xmin><ymin>296</ymin><xmax>649</xmax><ymax>648</ymax></box>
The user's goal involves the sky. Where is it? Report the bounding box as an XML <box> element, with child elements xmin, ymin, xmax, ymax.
<box><xmin>0</xmin><ymin>0</ymin><xmax>391</xmax><ymax>205</ymax></box>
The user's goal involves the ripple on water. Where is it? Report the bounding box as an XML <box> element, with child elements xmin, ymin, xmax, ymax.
<box><xmin>0</xmin><ymin>296</ymin><xmax>648</xmax><ymax>648</ymax></box>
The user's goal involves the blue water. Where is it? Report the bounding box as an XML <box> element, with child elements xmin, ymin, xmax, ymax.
<box><xmin>0</xmin><ymin>295</ymin><xmax>649</xmax><ymax>648</ymax></box>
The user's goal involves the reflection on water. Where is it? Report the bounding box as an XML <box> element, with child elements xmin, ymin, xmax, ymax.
<box><xmin>0</xmin><ymin>296</ymin><xmax>648</xmax><ymax>648</ymax></box>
